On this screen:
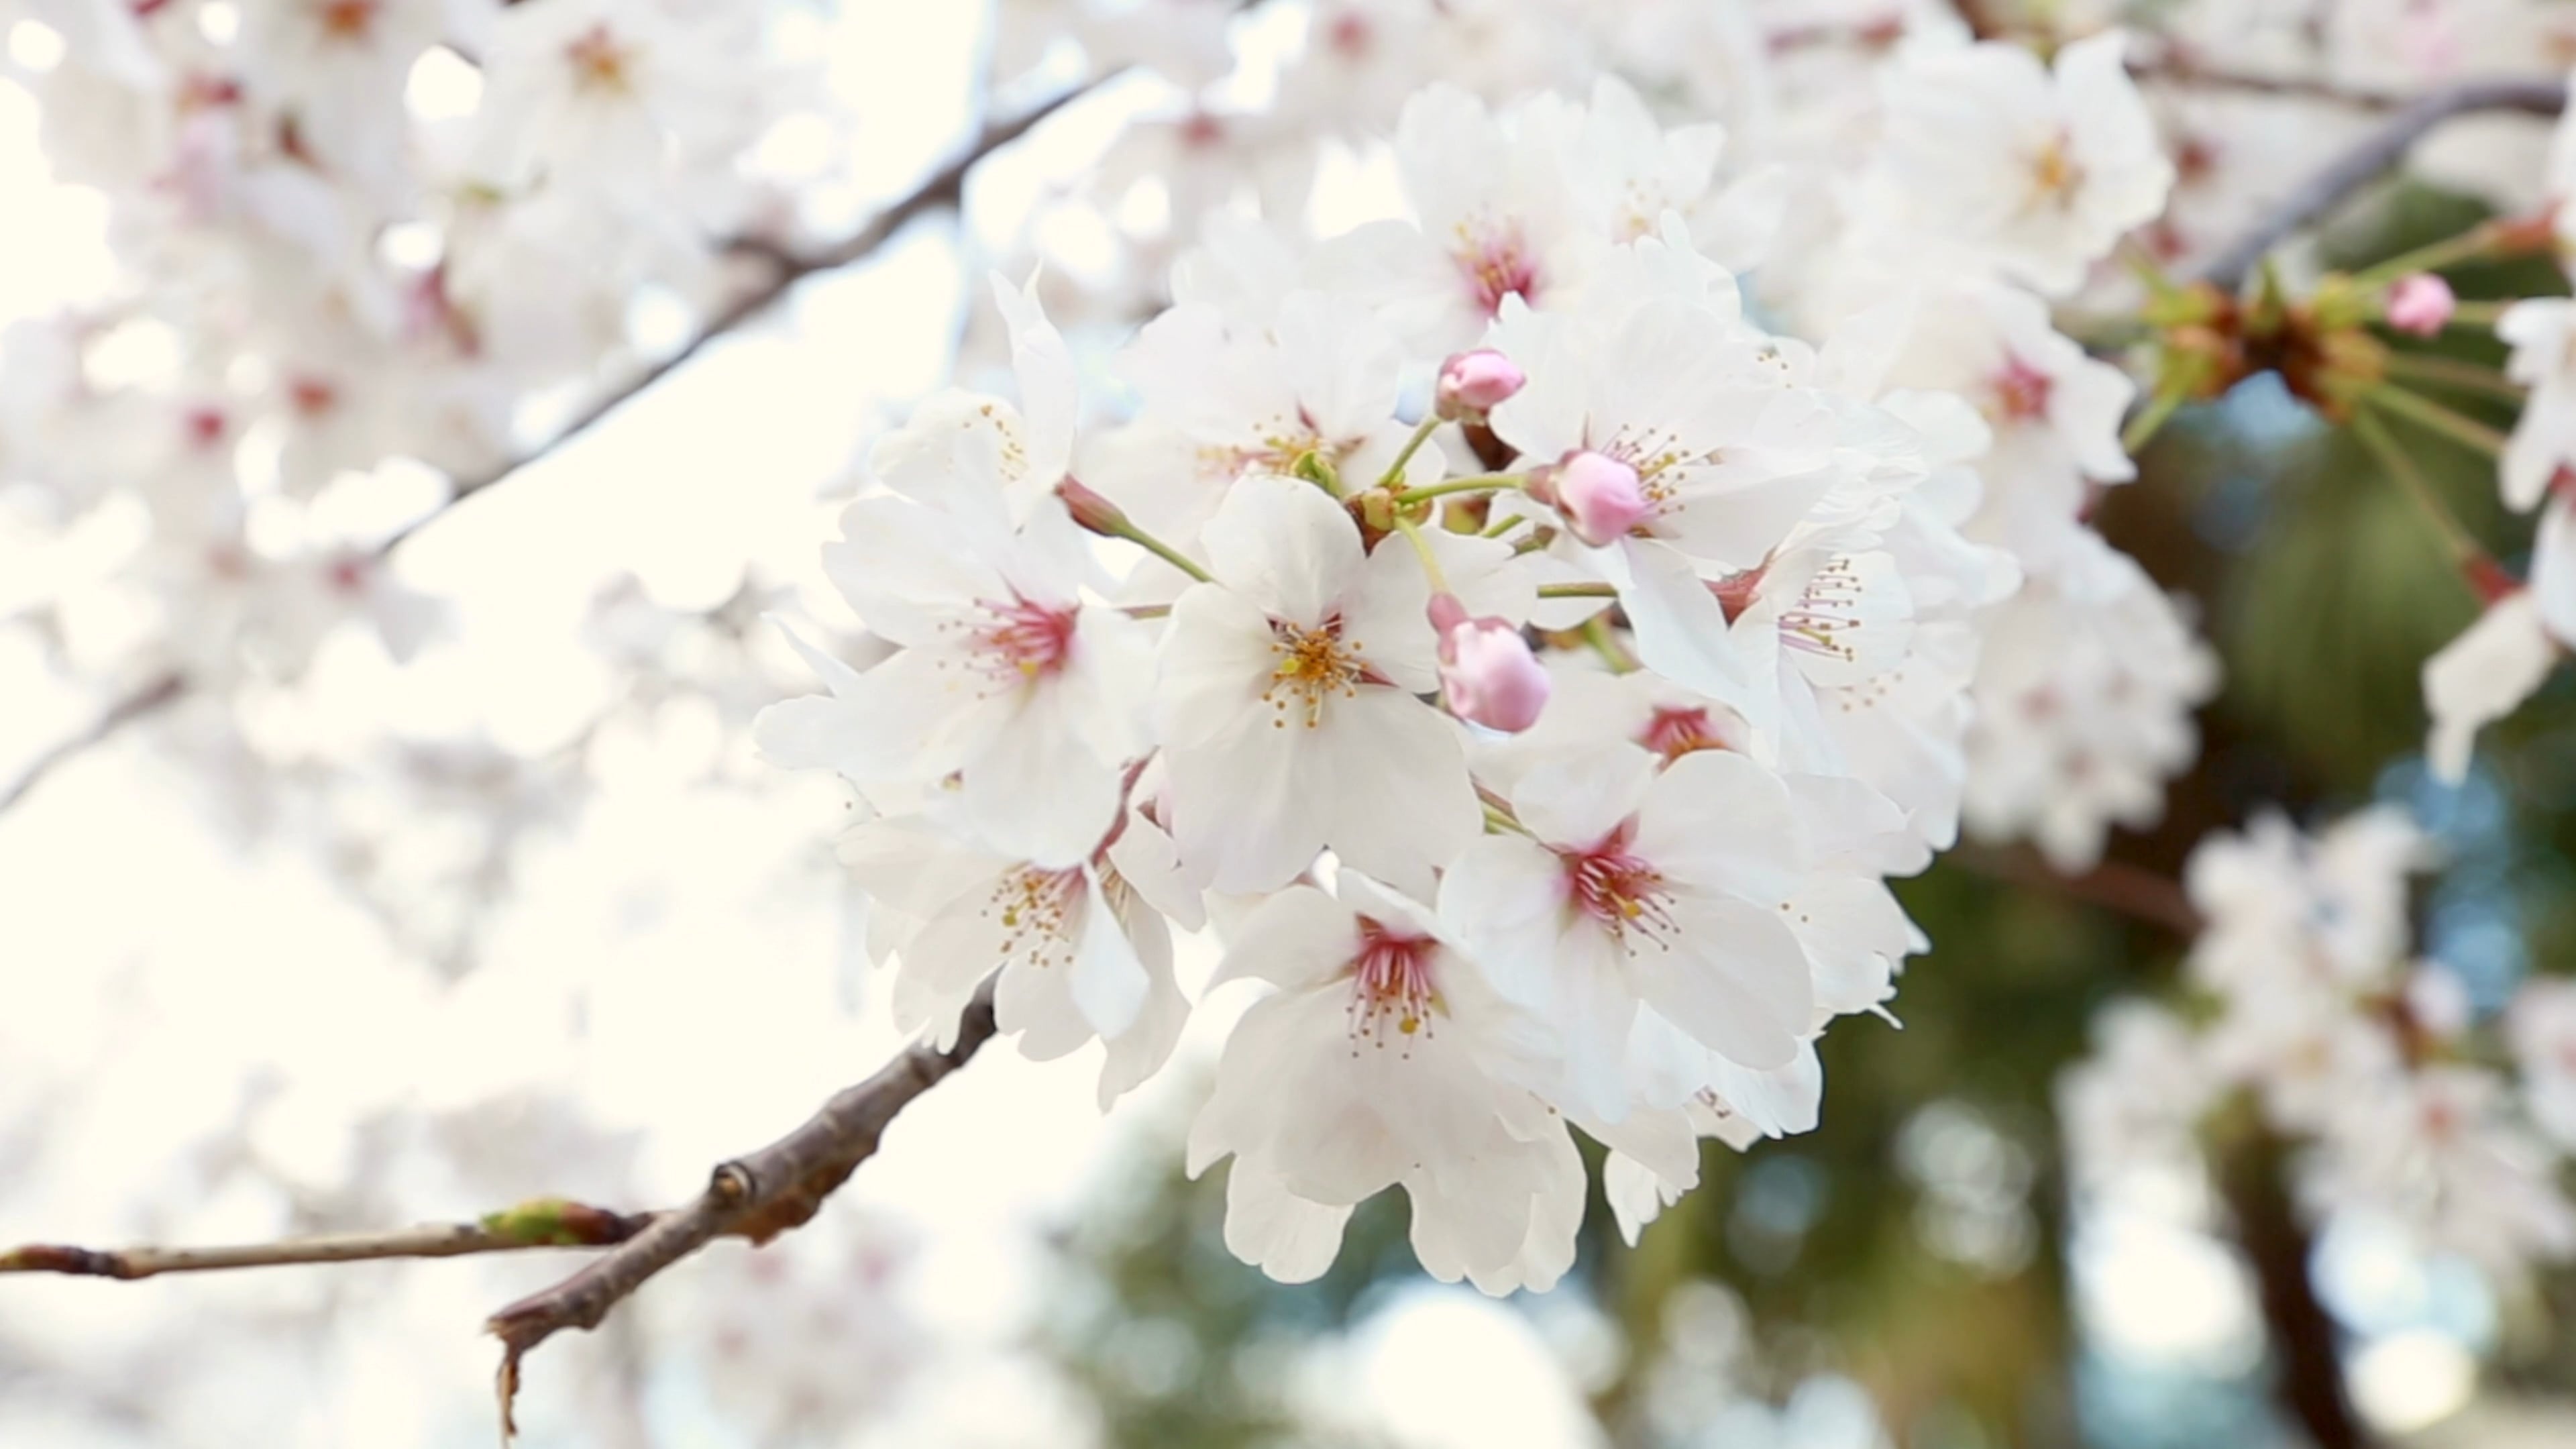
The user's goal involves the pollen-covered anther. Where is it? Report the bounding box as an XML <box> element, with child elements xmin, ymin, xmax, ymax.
<box><xmin>1780</xmin><ymin>557</ymin><xmax>1870</xmax><ymax>666</ymax></box>
<box><xmin>985</xmin><ymin>866</ymin><xmax>1084</xmax><ymax>970</ymax></box>
<box><xmin>1265</xmin><ymin>619</ymin><xmax>1366</xmax><ymax>728</ymax></box>
<box><xmin>2027</xmin><ymin>133</ymin><xmax>2085</xmax><ymax>210</ymax></box>
<box><xmin>1347</xmin><ymin>918</ymin><xmax>1440</xmax><ymax>1051</ymax></box>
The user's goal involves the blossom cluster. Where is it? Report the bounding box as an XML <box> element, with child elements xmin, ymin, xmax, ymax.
<box><xmin>0</xmin><ymin>0</ymin><xmax>812</xmax><ymax>688</ymax></box>
<box><xmin>2062</xmin><ymin>810</ymin><xmax>2576</xmax><ymax>1285</ymax></box>
<box><xmin>759</xmin><ymin>42</ymin><xmax>2196</xmax><ymax>1290</ymax></box>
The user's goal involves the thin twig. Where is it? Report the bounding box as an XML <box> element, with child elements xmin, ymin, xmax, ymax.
<box><xmin>2134</xmin><ymin>60</ymin><xmax>2412</xmax><ymax>111</ymax></box>
<box><xmin>0</xmin><ymin>87</ymin><xmax>1095</xmax><ymax>818</ymax></box>
<box><xmin>382</xmin><ymin>82</ymin><xmax>1096</xmax><ymax>550</ymax></box>
<box><xmin>0</xmin><ymin>669</ymin><xmax>185</xmax><ymax>815</ymax></box>
<box><xmin>1</xmin><ymin>1200</ymin><xmax>657</xmax><ymax>1281</ymax></box>
<box><xmin>2196</xmin><ymin>75</ymin><xmax>2568</xmax><ymax>291</ymax></box>
<box><xmin>486</xmin><ymin>981</ymin><xmax>1001</xmax><ymax>1439</ymax></box>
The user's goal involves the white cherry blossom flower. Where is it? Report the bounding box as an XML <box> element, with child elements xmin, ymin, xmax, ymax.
<box><xmin>1189</xmin><ymin>872</ymin><xmax>1584</xmax><ymax>1295</ymax></box>
<box><xmin>1151</xmin><ymin>474</ymin><xmax>1479</xmax><ymax>895</ymax></box>
<box><xmin>757</xmin><ymin>490</ymin><xmax>1153</xmax><ymax>868</ymax></box>
<box><xmin>839</xmin><ymin>809</ymin><xmax>1193</xmax><ymax>1106</ymax></box>
<box><xmin>1870</xmin><ymin>30</ymin><xmax>2174</xmax><ymax>295</ymax></box>
<box><xmin>1440</xmin><ymin>745</ymin><xmax>1815</xmax><ymax>1121</ymax></box>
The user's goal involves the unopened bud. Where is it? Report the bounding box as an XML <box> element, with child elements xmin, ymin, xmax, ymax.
<box><xmin>1537</xmin><ymin>450</ymin><xmax>1650</xmax><ymax>547</ymax></box>
<box><xmin>1055</xmin><ymin>477</ymin><xmax>1130</xmax><ymax>535</ymax></box>
<box><xmin>1430</xmin><ymin>592</ymin><xmax>1550</xmax><ymax>733</ymax></box>
<box><xmin>2384</xmin><ymin>274</ymin><xmax>2456</xmax><ymax>337</ymax></box>
<box><xmin>1436</xmin><ymin>350</ymin><xmax>1525</xmax><ymax>419</ymax></box>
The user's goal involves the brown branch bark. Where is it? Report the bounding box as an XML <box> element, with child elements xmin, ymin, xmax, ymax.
<box><xmin>1</xmin><ymin>980</ymin><xmax>1002</xmax><ymax>1441</ymax></box>
<box><xmin>0</xmin><ymin>83</ymin><xmax>1097</xmax><ymax>817</ymax></box>
<box><xmin>2197</xmin><ymin>74</ymin><xmax>2569</xmax><ymax>291</ymax></box>
<box><xmin>1944</xmin><ymin>843</ymin><xmax>2204</xmax><ymax>938</ymax></box>
<box><xmin>2222</xmin><ymin>1126</ymin><xmax>2369</xmax><ymax>1449</ymax></box>
<box><xmin>486</xmin><ymin>981</ymin><xmax>1000</xmax><ymax>1439</ymax></box>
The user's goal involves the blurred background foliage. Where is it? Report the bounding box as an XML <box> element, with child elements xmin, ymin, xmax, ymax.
<box><xmin>1024</xmin><ymin>186</ymin><xmax>2576</xmax><ymax>1449</ymax></box>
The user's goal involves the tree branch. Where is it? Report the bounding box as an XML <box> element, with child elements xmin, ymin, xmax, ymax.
<box><xmin>384</xmin><ymin>80</ymin><xmax>1097</xmax><ymax>549</ymax></box>
<box><xmin>0</xmin><ymin>84</ymin><xmax>1095</xmax><ymax>818</ymax></box>
<box><xmin>2197</xmin><ymin>74</ymin><xmax>2568</xmax><ymax>291</ymax></box>
<box><xmin>486</xmin><ymin>980</ymin><xmax>1000</xmax><ymax>1439</ymax></box>
<box><xmin>1945</xmin><ymin>843</ymin><xmax>2203</xmax><ymax>938</ymax></box>
<box><xmin>0</xmin><ymin>669</ymin><xmax>185</xmax><ymax>816</ymax></box>
<box><xmin>1</xmin><ymin>1199</ymin><xmax>658</xmax><ymax>1280</ymax></box>
<box><xmin>1</xmin><ymin>979</ymin><xmax>1002</xmax><ymax>1440</ymax></box>
<box><xmin>2133</xmin><ymin>60</ymin><xmax>2411</xmax><ymax>111</ymax></box>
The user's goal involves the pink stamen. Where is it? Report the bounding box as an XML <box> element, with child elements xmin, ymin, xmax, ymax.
<box><xmin>1639</xmin><ymin>706</ymin><xmax>1727</xmax><ymax>763</ymax></box>
<box><xmin>1560</xmin><ymin>822</ymin><xmax>1674</xmax><ymax>950</ymax></box>
<box><xmin>1991</xmin><ymin>356</ymin><xmax>2054</xmax><ymax>423</ymax></box>
<box><xmin>1348</xmin><ymin>916</ymin><xmax>1439</xmax><ymax>1049</ymax></box>
<box><xmin>971</xmin><ymin>595</ymin><xmax>1077</xmax><ymax>681</ymax></box>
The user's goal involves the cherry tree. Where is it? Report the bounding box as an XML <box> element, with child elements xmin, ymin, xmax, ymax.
<box><xmin>5</xmin><ymin>1</ymin><xmax>2576</xmax><ymax>1445</ymax></box>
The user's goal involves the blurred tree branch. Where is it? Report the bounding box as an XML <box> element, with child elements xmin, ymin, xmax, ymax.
<box><xmin>1946</xmin><ymin>843</ymin><xmax>2203</xmax><ymax>938</ymax></box>
<box><xmin>2198</xmin><ymin>74</ymin><xmax>2568</xmax><ymax>290</ymax></box>
<box><xmin>0</xmin><ymin>82</ymin><xmax>1101</xmax><ymax>820</ymax></box>
<box><xmin>2222</xmin><ymin>1126</ymin><xmax>2371</xmax><ymax>1449</ymax></box>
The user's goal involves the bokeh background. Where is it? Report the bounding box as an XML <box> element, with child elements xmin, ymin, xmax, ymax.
<box><xmin>4</xmin><ymin>3</ymin><xmax>2575</xmax><ymax>1447</ymax></box>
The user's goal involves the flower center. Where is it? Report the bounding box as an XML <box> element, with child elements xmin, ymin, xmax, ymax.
<box><xmin>2027</xmin><ymin>136</ymin><xmax>2084</xmax><ymax>211</ymax></box>
<box><xmin>985</xmin><ymin>866</ymin><xmax>1085</xmax><ymax>970</ymax></box>
<box><xmin>969</xmin><ymin>594</ymin><xmax>1078</xmax><ymax>682</ymax></box>
<box><xmin>1778</xmin><ymin>556</ymin><xmax>1868</xmax><ymax>667</ymax></box>
<box><xmin>288</xmin><ymin>376</ymin><xmax>337</xmax><ymax>418</ymax></box>
<box><xmin>1640</xmin><ymin>706</ymin><xmax>1727</xmax><ymax>763</ymax></box>
<box><xmin>1348</xmin><ymin>917</ymin><xmax>1440</xmax><ymax>1051</ymax></box>
<box><xmin>1264</xmin><ymin>619</ymin><xmax>1366</xmax><ymax>728</ymax></box>
<box><xmin>1990</xmin><ymin>356</ymin><xmax>2053</xmax><ymax>423</ymax></box>
<box><xmin>318</xmin><ymin>0</ymin><xmax>378</xmax><ymax>40</ymax></box>
<box><xmin>1562</xmin><ymin>824</ymin><xmax>1675</xmax><ymax>951</ymax></box>
<box><xmin>566</xmin><ymin>25</ymin><xmax>635</xmax><ymax>93</ymax></box>
<box><xmin>1453</xmin><ymin>221</ymin><xmax>1538</xmax><ymax>315</ymax></box>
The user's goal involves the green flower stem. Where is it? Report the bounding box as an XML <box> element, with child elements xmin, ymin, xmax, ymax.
<box><xmin>2367</xmin><ymin>384</ymin><xmax>2508</xmax><ymax>458</ymax></box>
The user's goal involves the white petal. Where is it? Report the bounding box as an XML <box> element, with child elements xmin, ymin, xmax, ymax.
<box><xmin>2423</xmin><ymin>590</ymin><xmax>2557</xmax><ymax>783</ymax></box>
<box><xmin>1199</xmin><ymin>474</ymin><xmax>1366</xmax><ymax>625</ymax></box>
<box><xmin>1152</xmin><ymin>584</ymin><xmax>1279</xmax><ymax>750</ymax></box>
<box><xmin>1619</xmin><ymin>539</ymin><xmax>1758</xmax><ymax>712</ymax></box>
<box><xmin>1210</xmin><ymin>884</ymin><xmax>1358</xmax><ymax>992</ymax></box>
<box><xmin>1315</xmin><ymin>689</ymin><xmax>1481</xmax><ymax>899</ymax></box>
<box><xmin>1220</xmin><ymin>1159</ymin><xmax>1353</xmax><ymax>1285</ymax></box>
<box><xmin>1068</xmin><ymin>872</ymin><xmax>1150</xmax><ymax>1039</ymax></box>
<box><xmin>1640</xmin><ymin>898</ymin><xmax>1812</xmax><ymax>1070</ymax></box>
<box><xmin>1635</xmin><ymin>749</ymin><xmax>1803</xmax><ymax>905</ymax></box>
<box><xmin>1438</xmin><ymin>835</ymin><xmax>1574</xmax><ymax>1009</ymax></box>
<box><xmin>1511</xmin><ymin>744</ymin><xmax>1658</xmax><ymax>847</ymax></box>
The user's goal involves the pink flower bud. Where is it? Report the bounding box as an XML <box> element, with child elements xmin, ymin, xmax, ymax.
<box><xmin>2385</xmin><ymin>274</ymin><xmax>2456</xmax><ymax>337</ymax></box>
<box><xmin>1436</xmin><ymin>350</ymin><xmax>1525</xmax><ymax>419</ymax></box>
<box><xmin>1055</xmin><ymin>476</ymin><xmax>1130</xmax><ymax>535</ymax></box>
<box><xmin>1542</xmin><ymin>449</ymin><xmax>1651</xmax><ymax>547</ymax></box>
<box><xmin>1429</xmin><ymin>592</ymin><xmax>1550</xmax><ymax>733</ymax></box>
